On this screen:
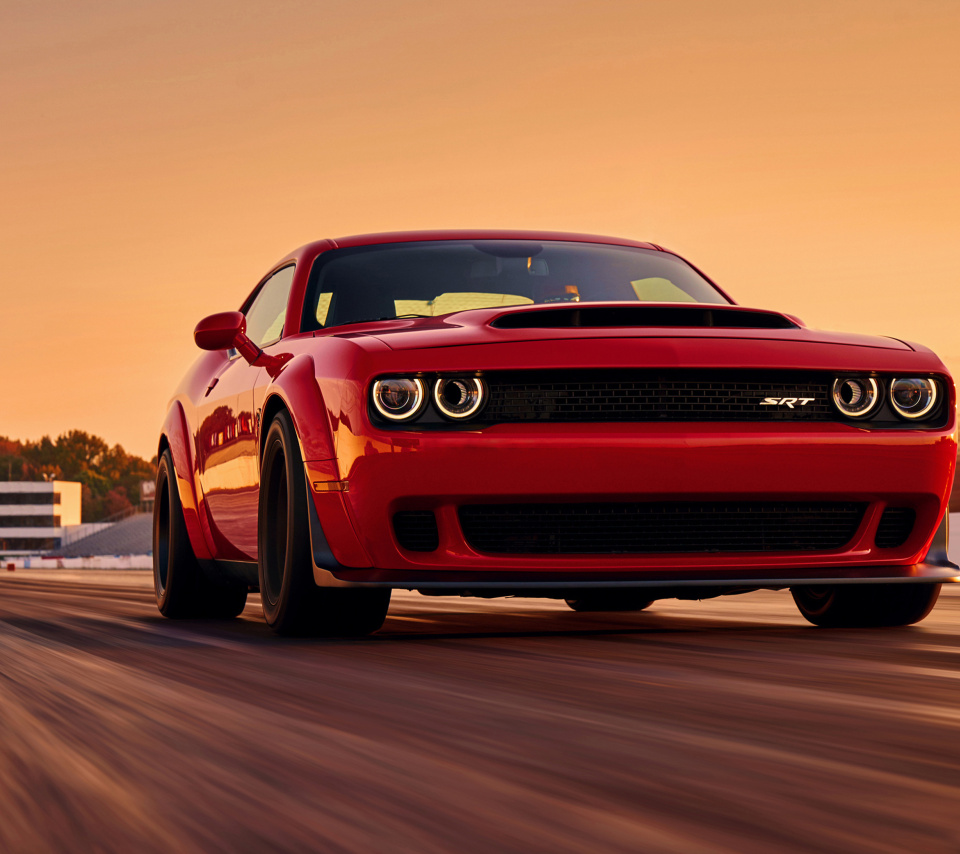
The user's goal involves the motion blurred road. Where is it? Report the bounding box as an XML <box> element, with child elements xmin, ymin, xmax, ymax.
<box><xmin>1</xmin><ymin>573</ymin><xmax>959</xmax><ymax>854</ymax></box>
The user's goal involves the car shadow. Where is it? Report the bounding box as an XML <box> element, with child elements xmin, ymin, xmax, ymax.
<box><xmin>127</xmin><ymin>606</ymin><xmax>915</xmax><ymax>646</ymax></box>
<box><xmin>2</xmin><ymin>595</ymin><xmax>943</xmax><ymax>651</ymax></box>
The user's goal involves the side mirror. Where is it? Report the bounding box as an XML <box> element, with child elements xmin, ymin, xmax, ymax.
<box><xmin>194</xmin><ymin>311</ymin><xmax>267</xmax><ymax>366</ymax></box>
<box><xmin>194</xmin><ymin>311</ymin><xmax>246</xmax><ymax>351</ymax></box>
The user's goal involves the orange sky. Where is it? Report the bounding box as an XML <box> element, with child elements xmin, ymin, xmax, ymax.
<box><xmin>2</xmin><ymin>0</ymin><xmax>958</xmax><ymax>460</ymax></box>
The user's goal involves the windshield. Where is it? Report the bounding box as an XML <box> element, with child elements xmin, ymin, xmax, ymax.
<box><xmin>302</xmin><ymin>240</ymin><xmax>729</xmax><ymax>329</ymax></box>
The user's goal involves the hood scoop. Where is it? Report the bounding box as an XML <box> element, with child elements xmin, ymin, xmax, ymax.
<box><xmin>490</xmin><ymin>304</ymin><xmax>798</xmax><ymax>330</ymax></box>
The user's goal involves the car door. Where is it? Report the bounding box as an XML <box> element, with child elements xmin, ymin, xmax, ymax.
<box><xmin>196</xmin><ymin>265</ymin><xmax>295</xmax><ymax>560</ymax></box>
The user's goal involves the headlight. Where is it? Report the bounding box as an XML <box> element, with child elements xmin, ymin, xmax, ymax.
<box><xmin>832</xmin><ymin>377</ymin><xmax>880</xmax><ymax>418</ymax></box>
<box><xmin>890</xmin><ymin>377</ymin><xmax>937</xmax><ymax>419</ymax></box>
<box><xmin>372</xmin><ymin>378</ymin><xmax>425</xmax><ymax>421</ymax></box>
<box><xmin>434</xmin><ymin>377</ymin><xmax>485</xmax><ymax>419</ymax></box>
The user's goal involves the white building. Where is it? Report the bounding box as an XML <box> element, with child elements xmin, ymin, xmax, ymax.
<box><xmin>0</xmin><ymin>481</ymin><xmax>82</xmax><ymax>556</ymax></box>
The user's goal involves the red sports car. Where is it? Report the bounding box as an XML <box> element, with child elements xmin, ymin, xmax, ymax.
<box><xmin>153</xmin><ymin>230</ymin><xmax>958</xmax><ymax>635</ymax></box>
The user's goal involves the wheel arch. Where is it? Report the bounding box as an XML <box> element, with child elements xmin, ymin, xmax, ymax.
<box><xmin>158</xmin><ymin>401</ymin><xmax>214</xmax><ymax>561</ymax></box>
<box><xmin>259</xmin><ymin>394</ymin><xmax>293</xmax><ymax>460</ymax></box>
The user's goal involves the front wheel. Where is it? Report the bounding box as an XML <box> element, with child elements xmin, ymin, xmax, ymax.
<box><xmin>258</xmin><ymin>411</ymin><xmax>390</xmax><ymax>637</ymax></box>
<box><xmin>791</xmin><ymin>583</ymin><xmax>941</xmax><ymax>628</ymax></box>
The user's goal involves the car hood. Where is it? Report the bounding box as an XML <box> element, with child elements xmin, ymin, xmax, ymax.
<box><xmin>324</xmin><ymin>302</ymin><xmax>913</xmax><ymax>353</ymax></box>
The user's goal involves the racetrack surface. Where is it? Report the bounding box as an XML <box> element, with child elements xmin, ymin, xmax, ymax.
<box><xmin>1</xmin><ymin>574</ymin><xmax>959</xmax><ymax>854</ymax></box>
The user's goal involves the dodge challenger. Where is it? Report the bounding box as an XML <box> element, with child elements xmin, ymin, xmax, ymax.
<box><xmin>153</xmin><ymin>231</ymin><xmax>958</xmax><ymax>635</ymax></box>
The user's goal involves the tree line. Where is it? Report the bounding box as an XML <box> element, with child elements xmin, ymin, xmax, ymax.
<box><xmin>0</xmin><ymin>431</ymin><xmax>155</xmax><ymax>522</ymax></box>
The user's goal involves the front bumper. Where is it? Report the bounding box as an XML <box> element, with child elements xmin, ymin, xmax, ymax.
<box><xmin>305</xmin><ymin>422</ymin><xmax>958</xmax><ymax>589</ymax></box>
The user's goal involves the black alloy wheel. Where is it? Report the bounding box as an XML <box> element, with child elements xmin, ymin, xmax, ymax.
<box><xmin>257</xmin><ymin>411</ymin><xmax>391</xmax><ymax>637</ymax></box>
<box><xmin>565</xmin><ymin>592</ymin><xmax>655</xmax><ymax>612</ymax></box>
<box><xmin>791</xmin><ymin>583</ymin><xmax>941</xmax><ymax>628</ymax></box>
<box><xmin>153</xmin><ymin>449</ymin><xmax>248</xmax><ymax>619</ymax></box>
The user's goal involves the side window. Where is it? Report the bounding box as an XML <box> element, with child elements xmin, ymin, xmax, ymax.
<box><xmin>245</xmin><ymin>266</ymin><xmax>295</xmax><ymax>347</ymax></box>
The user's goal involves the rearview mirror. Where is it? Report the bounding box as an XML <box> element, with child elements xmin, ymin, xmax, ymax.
<box><xmin>194</xmin><ymin>311</ymin><xmax>245</xmax><ymax>351</ymax></box>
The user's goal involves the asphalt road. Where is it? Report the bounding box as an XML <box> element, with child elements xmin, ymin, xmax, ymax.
<box><xmin>0</xmin><ymin>573</ymin><xmax>959</xmax><ymax>854</ymax></box>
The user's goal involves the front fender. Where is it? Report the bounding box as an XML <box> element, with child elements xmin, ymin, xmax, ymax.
<box><xmin>259</xmin><ymin>354</ymin><xmax>338</xmax><ymax>464</ymax></box>
<box><xmin>258</xmin><ymin>355</ymin><xmax>374</xmax><ymax>569</ymax></box>
<box><xmin>159</xmin><ymin>401</ymin><xmax>214</xmax><ymax>561</ymax></box>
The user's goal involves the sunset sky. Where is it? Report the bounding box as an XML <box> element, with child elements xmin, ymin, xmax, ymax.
<box><xmin>2</xmin><ymin>0</ymin><xmax>958</xmax><ymax>460</ymax></box>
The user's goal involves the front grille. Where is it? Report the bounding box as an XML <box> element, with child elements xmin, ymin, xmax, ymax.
<box><xmin>875</xmin><ymin>507</ymin><xmax>916</xmax><ymax>548</ymax></box>
<box><xmin>480</xmin><ymin>370</ymin><xmax>834</xmax><ymax>423</ymax></box>
<box><xmin>394</xmin><ymin>511</ymin><xmax>440</xmax><ymax>551</ymax></box>
<box><xmin>459</xmin><ymin>501</ymin><xmax>867</xmax><ymax>554</ymax></box>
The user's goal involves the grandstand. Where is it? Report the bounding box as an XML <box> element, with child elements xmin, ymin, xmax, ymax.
<box><xmin>54</xmin><ymin>512</ymin><xmax>152</xmax><ymax>557</ymax></box>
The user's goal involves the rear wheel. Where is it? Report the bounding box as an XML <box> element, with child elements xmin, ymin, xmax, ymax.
<box><xmin>153</xmin><ymin>449</ymin><xmax>248</xmax><ymax>619</ymax></box>
<box><xmin>258</xmin><ymin>411</ymin><xmax>390</xmax><ymax>637</ymax></box>
<box><xmin>565</xmin><ymin>592</ymin><xmax>654</xmax><ymax>612</ymax></box>
<box><xmin>791</xmin><ymin>583</ymin><xmax>941</xmax><ymax>628</ymax></box>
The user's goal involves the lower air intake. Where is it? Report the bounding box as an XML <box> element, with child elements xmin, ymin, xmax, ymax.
<box><xmin>875</xmin><ymin>507</ymin><xmax>916</xmax><ymax>549</ymax></box>
<box><xmin>459</xmin><ymin>501</ymin><xmax>866</xmax><ymax>554</ymax></box>
<box><xmin>394</xmin><ymin>511</ymin><xmax>440</xmax><ymax>552</ymax></box>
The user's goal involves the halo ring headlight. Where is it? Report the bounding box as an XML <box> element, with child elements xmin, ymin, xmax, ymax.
<box><xmin>434</xmin><ymin>377</ymin><xmax>485</xmax><ymax>420</ymax></box>
<box><xmin>832</xmin><ymin>377</ymin><xmax>880</xmax><ymax>418</ymax></box>
<box><xmin>890</xmin><ymin>377</ymin><xmax>937</xmax><ymax>420</ymax></box>
<box><xmin>372</xmin><ymin>378</ymin><xmax>425</xmax><ymax>421</ymax></box>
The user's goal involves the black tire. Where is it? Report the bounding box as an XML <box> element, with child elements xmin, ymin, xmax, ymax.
<box><xmin>791</xmin><ymin>583</ymin><xmax>941</xmax><ymax>628</ymax></box>
<box><xmin>258</xmin><ymin>411</ymin><xmax>390</xmax><ymax>637</ymax></box>
<box><xmin>153</xmin><ymin>449</ymin><xmax>248</xmax><ymax>619</ymax></box>
<box><xmin>565</xmin><ymin>592</ymin><xmax>655</xmax><ymax>612</ymax></box>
